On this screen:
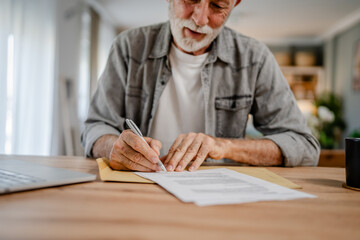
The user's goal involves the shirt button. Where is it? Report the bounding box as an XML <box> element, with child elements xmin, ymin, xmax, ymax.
<box><xmin>149</xmin><ymin>114</ymin><xmax>153</xmax><ymax>119</ymax></box>
<box><xmin>231</xmin><ymin>101</ymin><xmax>237</xmax><ymax>109</ymax></box>
<box><xmin>161</xmin><ymin>81</ymin><xmax>165</xmax><ymax>85</ymax></box>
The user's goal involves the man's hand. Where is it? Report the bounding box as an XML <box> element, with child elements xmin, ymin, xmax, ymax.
<box><xmin>109</xmin><ymin>130</ymin><xmax>163</xmax><ymax>172</ymax></box>
<box><xmin>163</xmin><ymin>132</ymin><xmax>228</xmax><ymax>172</ymax></box>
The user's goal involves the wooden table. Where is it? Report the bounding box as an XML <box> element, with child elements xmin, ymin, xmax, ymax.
<box><xmin>0</xmin><ymin>155</ymin><xmax>359</xmax><ymax>240</ymax></box>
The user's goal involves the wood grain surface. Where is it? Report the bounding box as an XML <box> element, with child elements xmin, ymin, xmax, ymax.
<box><xmin>0</xmin><ymin>155</ymin><xmax>359</xmax><ymax>240</ymax></box>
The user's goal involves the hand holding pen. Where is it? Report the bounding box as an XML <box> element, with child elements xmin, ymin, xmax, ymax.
<box><xmin>108</xmin><ymin>119</ymin><xmax>167</xmax><ymax>172</ymax></box>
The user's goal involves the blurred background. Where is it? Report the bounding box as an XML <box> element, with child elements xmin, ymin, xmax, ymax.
<box><xmin>1</xmin><ymin>0</ymin><xmax>360</xmax><ymax>161</ymax></box>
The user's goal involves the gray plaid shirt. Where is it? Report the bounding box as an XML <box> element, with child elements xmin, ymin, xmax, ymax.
<box><xmin>81</xmin><ymin>21</ymin><xmax>320</xmax><ymax>166</ymax></box>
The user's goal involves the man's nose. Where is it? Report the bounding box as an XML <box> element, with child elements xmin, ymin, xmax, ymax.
<box><xmin>192</xmin><ymin>1</ymin><xmax>209</xmax><ymax>26</ymax></box>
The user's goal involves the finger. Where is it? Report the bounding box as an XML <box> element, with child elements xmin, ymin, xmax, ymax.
<box><xmin>112</xmin><ymin>140</ymin><xmax>159</xmax><ymax>171</ymax></box>
<box><xmin>121</xmin><ymin>130</ymin><xmax>159</xmax><ymax>164</ymax></box>
<box><xmin>109</xmin><ymin>156</ymin><xmax>128</xmax><ymax>170</ymax></box>
<box><xmin>160</xmin><ymin>155</ymin><xmax>167</xmax><ymax>163</ymax></box>
<box><xmin>188</xmin><ymin>143</ymin><xmax>209</xmax><ymax>172</ymax></box>
<box><xmin>110</xmin><ymin>150</ymin><xmax>152</xmax><ymax>171</ymax></box>
<box><xmin>164</xmin><ymin>135</ymin><xmax>185</xmax><ymax>171</ymax></box>
<box><xmin>145</xmin><ymin>137</ymin><xmax>162</xmax><ymax>156</ymax></box>
<box><xmin>168</xmin><ymin>133</ymin><xmax>197</xmax><ymax>172</ymax></box>
<box><xmin>175</xmin><ymin>136</ymin><xmax>202</xmax><ymax>171</ymax></box>
<box><xmin>109</xmin><ymin>141</ymin><xmax>128</xmax><ymax>170</ymax></box>
<box><xmin>110</xmin><ymin>154</ymin><xmax>155</xmax><ymax>172</ymax></box>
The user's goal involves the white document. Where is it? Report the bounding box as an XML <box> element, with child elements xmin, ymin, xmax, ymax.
<box><xmin>135</xmin><ymin>168</ymin><xmax>316</xmax><ymax>206</ymax></box>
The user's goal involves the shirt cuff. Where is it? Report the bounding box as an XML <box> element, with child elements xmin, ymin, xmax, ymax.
<box><xmin>82</xmin><ymin>124</ymin><xmax>120</xmax><ymax>158</ymax></box>
<box><xmin>261</xmin><ymin>133</ymin><xmax>318</xmax><ymax>167</ymax></box>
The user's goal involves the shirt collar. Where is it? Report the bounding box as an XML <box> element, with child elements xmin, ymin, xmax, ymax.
<box><xmin>211</xmin><ymin>26</ymin><xmax>235</xmax><ymax>65</ymax></box>
<box><xmin>149</xmin><ymin>21</ymin><xmax>172</xmax><ymax>59</ymax></box>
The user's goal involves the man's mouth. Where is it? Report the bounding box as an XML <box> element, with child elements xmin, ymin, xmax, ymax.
<box><xmin>183</xmin><ymin>27</ymin><xmax>206</xmax><ymax>40</ymax></box>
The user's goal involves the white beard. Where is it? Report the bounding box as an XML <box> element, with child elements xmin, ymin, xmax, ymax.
<box><xmin>168</xmin><ymin>1</ymin><xmax>224</xmax><ymax>53</ymax></box>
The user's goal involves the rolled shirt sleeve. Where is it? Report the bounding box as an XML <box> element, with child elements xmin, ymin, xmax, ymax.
<box><xmin>251</xmin><ymin>46</ymin><xmax>320</xmax><ymax>166</ymax></box>
<box><xmin>81</xmin><ymin>40</ymin><xmax>128</xmax><ymax>158</ymax></box>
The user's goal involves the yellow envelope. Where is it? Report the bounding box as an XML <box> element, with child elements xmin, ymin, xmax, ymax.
<box><xmin>96</xmin><ymin>158</ymin><xmax>301</xmax><ymax>189</ymax></box>
<box><xmin>97</xmin><ymin>158</ymin><xmax>153</xmax><ymax>183</ymax></box>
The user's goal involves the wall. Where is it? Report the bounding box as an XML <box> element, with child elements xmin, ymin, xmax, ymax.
<box><xmin>97</xmin><ymin>18</ymin><xmax>116</xmax><ymax>80</ymax></box>
<box><xmin>51</xmin><ymin>0</ymin><xmax>83</xmax><ymax>155</ymax></box>
<box><xmin>325</xmin><ymin>20</ymin><xmax>360</xmax><ymax>139</ymax></box>
<box><xmin>51</xmin><ymin>0</ymin><xmax>116</xmax><ymax>156</ymax></box>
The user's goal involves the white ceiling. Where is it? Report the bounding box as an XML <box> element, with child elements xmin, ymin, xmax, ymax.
<box><xmin>96</xmin><ymin>0</ymin><xmax>360</xmax><ymax>45</ymax></box>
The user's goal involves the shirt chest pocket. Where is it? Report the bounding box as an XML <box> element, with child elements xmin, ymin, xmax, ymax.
<box><xmin>125</xmin><ymin>87</ymin><xmax>148</xmax><ymax>125</ymax></box>
<box><xmin>215</xmin><ymin>96</ymin><xmax>252</xmax><ymax>138</ymax></box>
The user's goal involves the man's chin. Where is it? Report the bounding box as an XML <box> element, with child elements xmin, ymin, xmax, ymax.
<box><xmin>180</xmin><ymin>36</ymin><xmax>215</xmax><ymax>52</ymax></box>
<box><xmin>178</xmin><ymin>41</ymin><xmax>207</xmax><ymax>53</ymax></box>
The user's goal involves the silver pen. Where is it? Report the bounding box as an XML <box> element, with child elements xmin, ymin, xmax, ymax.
<box><xmin>125</xmin><ymin>119</ymin><xmax>167</xmax><ymax>172</ymax></box>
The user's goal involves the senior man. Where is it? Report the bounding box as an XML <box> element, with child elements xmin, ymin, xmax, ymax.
<box><xmin>81</xmin><ymin>0</ymin><xmax>320</xmax><ymax>172</ymax></box>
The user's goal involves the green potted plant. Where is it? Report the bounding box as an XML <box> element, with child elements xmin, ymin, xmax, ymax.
<box><xmin>314</xmin><ymin>93</ymin><xmax>346</xmax><ymax>149</ymax></box>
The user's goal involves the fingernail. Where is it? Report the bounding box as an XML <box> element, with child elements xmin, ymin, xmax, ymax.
<box><xmin>152</xmin><ymin>157</ymin><xmax>158</xmax><ymax>163</ymax></box>
<box><xmin>189</xmin><ymin>166</ymin><xmax>194</xmax><ymax>172</ymax></box>
<box><xmin>176</xmin><ymin>165</ymin><xmax>182</xmax><ymax>171</ymax></box>
<box><xmin>156</xmin><ymin>166</ymin><xmax>162</xmax><ymax>172</ymax></box>
<box><xmin>167</xmin><ymin>165</ymin><xmax>173</xmax><ymax>171</ymax></box>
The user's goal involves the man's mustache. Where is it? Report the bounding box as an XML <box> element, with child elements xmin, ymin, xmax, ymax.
<box><xmin>181</xmin><ymin>19</ymin><xmax>215</xmax><ymax>35</ymax></box>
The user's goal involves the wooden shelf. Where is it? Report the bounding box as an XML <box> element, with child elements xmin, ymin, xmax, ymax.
<box><xmin>318</xmin><ymin>149</ymin><xmax>345</xmax><ymax>168</ymax></box>
<box><xmin>280</xmin><ymin>66</ymin><xmax>324</xmax><ymax>75</ymax></box>
<box><xmin>280</xmin><ymin>66</ymin><xmax>325</xmax><ymax>100</ymax></box>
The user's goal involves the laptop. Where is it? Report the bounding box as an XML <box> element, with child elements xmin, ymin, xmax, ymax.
<box><xmin>0</xmin><ymin>159</ymin><xmax>96</xmax><ymax>195</ymax></box>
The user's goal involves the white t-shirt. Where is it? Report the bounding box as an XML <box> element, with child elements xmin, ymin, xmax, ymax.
<box><xmin>149</xmin><ymin>44</ymin><xmax>208</xmax><ymax>157</ymax></box>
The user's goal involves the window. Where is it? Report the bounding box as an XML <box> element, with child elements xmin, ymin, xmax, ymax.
<box><xmin>0</xmin><ymin>0</ymin><xmax>56</xmax><ymax>155</ymax></box>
